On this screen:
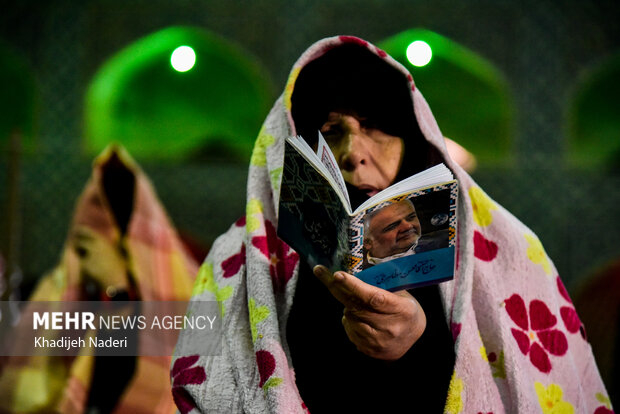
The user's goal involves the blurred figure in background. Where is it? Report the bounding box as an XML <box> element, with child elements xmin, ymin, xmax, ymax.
<box><xmin>0</xmin><ymin>145</ymin><xmax>198</xmax><ymax>413</ymax></box>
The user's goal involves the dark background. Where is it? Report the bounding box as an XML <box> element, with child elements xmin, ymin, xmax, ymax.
<box><xmin>2</xmin><ymin>0</ymin><xmax>618</xmax><ymax>292</ymax></box>
<box><xmin>0</xmin><ymin>0</ymin><xmax>619</xmax><ymax>395</ymax></box>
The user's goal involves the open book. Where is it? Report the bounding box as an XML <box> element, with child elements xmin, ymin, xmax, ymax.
<box><xmin>277</xmin><ymin>133</ymin><xmax>458</xmax><ymax>291</ymax></box>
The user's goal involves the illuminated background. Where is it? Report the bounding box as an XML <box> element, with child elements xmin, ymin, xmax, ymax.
<box><xmin>0</xmin><ymin>0</ymin><xmax>619</xmax><ymax>399</ymax></box>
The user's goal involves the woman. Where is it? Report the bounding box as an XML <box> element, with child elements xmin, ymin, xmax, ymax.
<box><xmin>173</xmin><ymin>36</ymin><xmax>611</xmax><ymax>413</ymax></box>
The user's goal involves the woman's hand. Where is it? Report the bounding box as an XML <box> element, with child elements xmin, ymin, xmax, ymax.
<box><xmin>313</xmin><ymin>265</ymin><xmax>426</xmax><ymax>360</ymax></box>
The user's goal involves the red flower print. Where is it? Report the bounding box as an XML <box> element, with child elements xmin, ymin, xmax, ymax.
<box><xmin>406</xmin><ymin>74</ymin><xmax>416</xmax><ymax>91</ymax></box>
<box><xmin>338</xmin><ymin>36</ymin><xmax>368</xmax><ymax>47</ymax></box>
<box><xmin>473</xmin><ymin>230</ymin><xmax>498</xmax><ymax>261</ymax></box>
<box><xmin>560</xmin><ymin>307</ymin><xmax>581</xmax><ymax>334</ymax></box>
<box><xmin>256</xmin><ymin>350</ymin><xmax>276</xmax><ymax>387</ymax></box>
<box><xmin>235</xmin><ymin>215</ymin><xmax>246</xmax><ymax>227</ymax></box>
<box><xmin>594</xmin><ymin>407</ymin><xmax>614</xmax><ymax>414</ymax></box>
<box><xmin>556</xmin><ymin>276</ymin><xmax>586</xmax><ymax>339</ymax></box>
<box><xmin>251</xmin><ymin>220</ymin><xmax>299</xmax><ymax>292</ymax></box>
<box><xmin>504</xmin><ymin>294</ymin><xmax>568</xmax><ymax>373</ymax></box>
<box><xmin>374</xmin><ymin>46</ymin><xmax>387</xmax><ymax>58</ymax></box>
<box><xmin>221</xmin><ymin>244</ymin><xmax>246</xmax><ymax>278</ymax></box>
<box><xmin>450</xmin><ymin>322</ymin><xmax>462</xmax><ymax>342</ymax></box>
<box><xmin>556</xmin><ymin>276</ymin><xmax>571</xmax><ymax>302</ymax></box>
<box><xmin>171</xmin><ymin>355</ymin><xmax>206</xmax><ymax>414</ymax></box>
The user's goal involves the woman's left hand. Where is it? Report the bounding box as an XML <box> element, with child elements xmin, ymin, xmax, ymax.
<box><xmin>313</xmin><ymin>265</ymin><xmax>427</xmax><ymax>361</ymax></box>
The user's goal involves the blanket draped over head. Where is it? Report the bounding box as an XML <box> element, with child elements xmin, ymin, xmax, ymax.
<box><xmin>173</xmin><ymin>36</ymin><xmax>612</xmax><ymax>414</ymax></box>
<box><xmin>0</xmin><ymin>146</ymin><xmax>198</xmax><ymax>413</ymax></box>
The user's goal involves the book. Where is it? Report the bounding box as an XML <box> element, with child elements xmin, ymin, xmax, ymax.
<box><xmin>277</xmin><ymin>133</ymin><xmax>458</xmax><ymax>292</ymax></box>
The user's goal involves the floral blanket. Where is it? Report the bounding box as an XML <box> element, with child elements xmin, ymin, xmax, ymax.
<box><xmin>172</xmin><ymin>36</ymin><xmax>613</xmax><ymax>414</ymax></box>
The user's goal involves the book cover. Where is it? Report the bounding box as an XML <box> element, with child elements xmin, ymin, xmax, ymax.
<box><xmin>277</xmin><ymin>135</ymin><xmax>458</xmax><ymax>291</ymax></box>
<box><xmin>348</xmin><ymin>182</ymin><xmax>458</xmax><ymax>291</ymax></box>
<box><xmin>278</xmin><ymin>140</ymin><xmax>350</xmax><ymax>270</ymax></box>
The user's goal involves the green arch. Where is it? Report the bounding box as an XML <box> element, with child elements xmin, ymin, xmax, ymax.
<box><xmin>567</xmin><ymin>52</ymin><xmax>620</xmax><ymax>168</ymax></box>
<box><xmin>84</xmin><ymin>26</ymin><xmax>275</xmax><ymax>162</ymax></box>
<box><xmin>378</xmin><ymin>29</ymin><xmax>514</xmax><ymax>164</ymax></box>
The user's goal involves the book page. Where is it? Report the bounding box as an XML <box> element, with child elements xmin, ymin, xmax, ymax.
<box><xmin>316</xmin><ymin>132</ymin><xmax>351</xmax><ymax>208</ymax></box>
<box><xmin>285</xmin><ymin>136</ymin><xmax>352</xmax><ymax>213</ymax></box>
<box><xmin>354</xmin><ymin>163</ymin><xmax>453</xmax><ymax>214</ymax></box>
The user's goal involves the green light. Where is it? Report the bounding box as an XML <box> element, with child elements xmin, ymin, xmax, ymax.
<box><xmin>170</xmin><ymin>45</ymin><xmax>196</xmax><ymax>72</ymax></box>
<box><xmin>406</xmin><ymin>40</ymin><xmax>432</xmax><ymax>67</ymax></box>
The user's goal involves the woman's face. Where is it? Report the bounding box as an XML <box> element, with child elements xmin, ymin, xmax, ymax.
<box><xmin>320</xmin><ymin>111</ymin><xmax>404</xmax><ymax>197</ymax></box>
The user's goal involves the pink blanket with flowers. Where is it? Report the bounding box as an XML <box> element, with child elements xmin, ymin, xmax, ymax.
<box><xmin>172</xmin><ymin>36</ymin><xmax>613</xmax><ymax>414</ymax></box>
